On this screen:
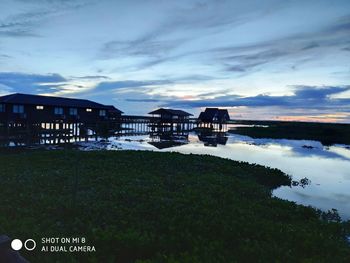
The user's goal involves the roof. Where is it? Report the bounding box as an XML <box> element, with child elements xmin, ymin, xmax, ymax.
<box><xmin>198</xmin><ymin>108</ymin><xmax>230</xmax><ymax>121</ymax></box>
<box><xmin>217</xmin><ymin>109</ymin><xmax>229</xmax><ymax>120</ymax></box>
<box><xmin>201</xmin><ymin>108</ymin><xmax>219</xmax><ymax>120</ymax></box>
<box><xmin>148</xmin><ymin>108</ymin><xmax>192</xmax><ymax>116</ymax></box>
<box><xmin>198</xmin><ymin>112</ymin><xmax>206</xmax><ymax>120</ymax></box>
<box><xmin>104</xmin><ymin>105</ymin><xmax>123</xmax><ymax>114</ymax></box>
<box><xmin>0</xmin><ymin>93</ymin><xmax>123</xmax><ymax>112</ymax></box>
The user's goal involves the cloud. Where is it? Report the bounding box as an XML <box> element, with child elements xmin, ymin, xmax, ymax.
<box><xmin>0</xmin><ymin>72</ymin><xmax>67</xmax><ymax>94</ymax></box>
<box><xmin>0</xmin><ymin>9</ymin><xmax>52</xmax><ymax>38</ymax></box>
<box><xmin>0</xmin><ymin>0</ymin><xmax>92</xmax><ymax>38</ymax></box>
<box><xmin>0</xmin><ymin>73</ymin><xmax>149</xmax><ymax>96</ymax></box>
<box><xmin>93</xmin><ymin>80</ymin><xmax>171</xmax><ymax>92</ymax></box>
<box><xmin>72</xmin><ymin>75</ymin><xmax>110</xmax><ymax>80</ymax></box>
<box><xmin>0</xmin><ymin>1</ymin><xmax>349</xmax><ymax>121</ymax></box>
<box><xmin>223</xmin><ymin>49</ymin><xmax>288</xmax><ymax>73</ymax></box>
<box><xmin>301</xmin><ymin>43</ymin><xmax>320</xmax><ymax>50</ymax></box>
<box><xmin>329</xmin><ymin>15</ymin><xmax>350</xmax><ymax>33</ymax></box>
<box><xmin>0</xmin><ymin>54</ymin><xmax>12</xmax><ymax>59</ymax></box>
<box><xmin>98</xmin><ymin>5</ymin><xmax>350</xmax><ymax>76</ymax></box>
<box><xmin>102</xmin><ymin>38</ymin><xmax>185</xmax><ymax>59</ymax></box>
<box><xmin>293</xmin><ymin>85</ymin><xmax>349</xmax><ymax>99</ymax></box>
<box><xmin>125</xmin><ymin>98</ymin><xmax>161</xmax><ymax>103</ymax></box>
<box><xmin>196</xmin><ymin>15</ymin><xmax>350</xmax><ymax>75</ymax></box>
<box><xmin>162</xmin><ymin>85</ymin><xmax>350</xmax><ymax>110</ymax></box>
<box><xmin>97</xmin><ymin>0</ymin><xmax>277</xmax><ymax>71</ymax></box>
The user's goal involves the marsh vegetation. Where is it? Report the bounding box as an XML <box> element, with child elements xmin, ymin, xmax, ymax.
<box><xmin>229</xmin><ymin>121</ymin><xmax>350</xmax><ymax>145</ymax></box>
<box><xmin>0</xmin><ymin>150</ymin><xmax>349</xmax><ymax>262</ymax></box>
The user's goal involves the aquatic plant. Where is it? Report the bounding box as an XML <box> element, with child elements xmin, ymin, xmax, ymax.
<box><xmin>0</xmin><ymin>150</ymin><xmax>349</xmax><ymax>262</ymax></box>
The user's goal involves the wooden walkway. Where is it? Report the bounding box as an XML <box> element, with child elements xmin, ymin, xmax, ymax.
<box><xmin>0</xmin><ymin>115</ymin><xmax>232</xmax><ymax>146</ymax></box>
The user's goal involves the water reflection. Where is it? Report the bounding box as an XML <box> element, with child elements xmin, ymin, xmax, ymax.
<box><xmin>228</xmin><ymin>135</ymin><xmax>350</xmax><ymax>161</ymax></box>
<box><xmin>148</xmin><ymin>131</ymin><xmax>189</xmax><ymax>149</ymax></box>
<box><xmin>197</xmin><ymin>131</ymin><xmax>228</xmax><ymax>147</ymax></box>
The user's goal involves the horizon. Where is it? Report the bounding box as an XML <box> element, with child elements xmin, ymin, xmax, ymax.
<box><xmin>1</xmin><ymin>0</ymin><xmax>350</xmax><ymax>123</ymax></box>
<box><xmin>1</xmin><ymin>91</ymin><xmax>350</xmax><ymax>125</ymax></box>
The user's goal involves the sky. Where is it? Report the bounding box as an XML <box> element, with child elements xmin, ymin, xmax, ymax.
<box><xmin>0</xmin><ymin>0</ymin><xmax>350</xmax><ymax>122</ymax></box>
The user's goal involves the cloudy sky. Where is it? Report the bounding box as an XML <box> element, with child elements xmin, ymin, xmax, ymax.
<box><xmin>0</xmin><ymin>0</ymin><xmax>350</xmax><ymax>122</ymax></box>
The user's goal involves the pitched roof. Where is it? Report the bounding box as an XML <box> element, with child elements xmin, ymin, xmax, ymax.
<box><xmin>148</xmin><ymin>108</ymin><xmax>192</xmax><ymax>116</ymax></box>
<box><xmin>198</xmin><ymin>108</ymin><xmax>230</xmax><ymax>121</ymax></box>
<box><xmin>0</xmin><ymin>93</ymin><xmax>123</xmax><ymax>112</ymax></box>
<box><xmin>104</xmin><ymin>105</ymin><xmax>123</xmax><ymax>114</ymax></box>
<box><xmin>217</xmin><ymin>109</ymin><xmax>230</xmax><ymax>120</ymax></box>
<box><xmin>198</xmin><ymin>112</ymin><xmax>206</xmax><ymax>120</ymax></box>
<box><xmin>203</xmin><ymin>108</ymin><xmax>219</xmax><ymax>120</ymax></box>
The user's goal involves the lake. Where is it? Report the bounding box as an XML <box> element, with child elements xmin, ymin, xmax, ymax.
<box><xmin>77</xmin><ymin>131</ymin><xmax>350</xmax><ymax>220</ymax></box>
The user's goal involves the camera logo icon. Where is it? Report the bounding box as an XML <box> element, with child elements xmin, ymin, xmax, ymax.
<box><xmin>11</xmin><ymin>239</ymin><xmax>36</xmax><ymax>251</ymax></box>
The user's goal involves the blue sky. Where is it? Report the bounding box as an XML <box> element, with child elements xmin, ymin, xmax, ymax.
<box><xmin>0</xmin><ymin>0</ymin><xmax>349</xmax><ymax>122</ymax></box>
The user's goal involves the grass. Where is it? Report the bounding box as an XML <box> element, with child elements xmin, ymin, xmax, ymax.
<box><xmin>0</xmin><ymin>150</ymin><xmax>349</xmax><ymax>262</ymax></box>
<box><xmin>229</xmin><ymin>120</ymin><xmax>350</xmax><ymax>145</ymax></box>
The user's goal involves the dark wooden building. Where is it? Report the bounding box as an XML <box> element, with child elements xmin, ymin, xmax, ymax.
<box><xmin>0</xmin><ymin>93</ymin><xmax>123</xmax><ymax>145</ymax></box>
<box><xmin>0</xmin><ymin>93</ymin><xmax>122</xmax><ymax>123</ymax></box>
<box><xmin>149</xmin><ymin>108</ymin><xmax>192</xmax><ymax>121</ymax></box>
<box><xmin>148</xmin><ymin>108</ymin><xmax>192</xmax><ymax>132</ymax></box>
<box><xmin>197</xmin><ymin>108</ymin><xmax>230</xmax><ymax>130</ymax></box>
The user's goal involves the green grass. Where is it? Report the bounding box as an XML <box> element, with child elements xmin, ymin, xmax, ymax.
<box><xmin>229</xmin><ymin>120</ymin><xmax>350</xmax><ymax>145</ymax></box>
<box><xmin>0</xmin><ymin>150</ymin><xmax>349</xmax><ymax>262</ymax></box>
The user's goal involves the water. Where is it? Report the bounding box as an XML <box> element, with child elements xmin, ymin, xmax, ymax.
<box><xmin>77</xmin><ymin>132</ymin><xmax>350</xmax><ymax>220</ymax></box>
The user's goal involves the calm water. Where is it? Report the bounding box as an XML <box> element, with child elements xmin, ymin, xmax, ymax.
<box><xmin>77</xmin><ymin>133</ymin><xmax>350</xmax><ymax>220</ymax></box>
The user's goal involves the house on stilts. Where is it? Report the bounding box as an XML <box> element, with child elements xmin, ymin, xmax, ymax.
<box><xmin>148</xmin><ymin>108</ymin><xmax>193</xmax><ymax>134</ymax></box>
<box><xmin>197</xmin><ymin>108</ymin><xmax>230</xmax><ymax>131</ymax></box>
<box><xmin>0</xmin><ymin>93</ymin><xmax>123</xmax><ymax>145</ymax></box>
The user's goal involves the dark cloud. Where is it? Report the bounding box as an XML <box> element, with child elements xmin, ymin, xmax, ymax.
<box><xmin>72</xmin><ymin>75</ymin><xmax>110</xmax><ymax>80</ymax></box>
<box><xmin>293</xmin><ymin>85</ymin><xmax>348</xmax><ymax>99</ymax></box>
<box><xmin>0</xmin><ymin>10</ymin><xmax>51</xmax><ymax>38</ymax></box>
<box><xmin>68</xmin><ymin>79</ymin><xmax>173</xmax><ymax>105</ymax></box>
<box><xmin>102</xmin><ymin>39</ymin><xmax>184</xmax><ymax>59</ymax></box>
<box><xmin>96</xmin><ymin>2</ymin><xmax>350</xmax><ymax>77</ymax></box>
<box><xmin>125</xmin><ymin>98</ymin><xmax>161</xmax><ymax>103</ymax></box>
<box><xmin>0</xmin><ymin>30</ymin><xmax>39</xmax><ymax>38</ymax></box>
<box><xmin>98</xmin><ymin>1</ymin><xmax>267</xmax><ymax>69</ymax></box>
<box><xmin>328</xmin><ymin>15</ymin><xmax>350</xmax><ymax>33</ymax></box>
<box><xmin>170</xmin><ymin>74</ymin><xmax>216</xmax><ymax>82</ymax></box>
<box><xmin>200</xmin><ymin>15</ymin><xmax>350</xmax><ymax>75</ymax></box>
<box><xmin>162</xmin><ymin>85</ymin><xmax>350</xmax><ymax>110</ymax></box>
<box><xmin>0</xmin><ymin>1</ymin><xmax>92</xmax><ymax>38</ymax></box>
<box><xmin>301</xmin><ymin>43</ymin><xmax>320</xmax><ymax>50</ymax></box>
<box><xmin>226</xmin><ymin>65</ymin><xmax>247</xmax><ymax>72</ymax></box>
<box><xmin>0</xmin><ymin>72</ymin><xmax>66</xmax><ymax>93</ymax></box>
<box><xmin>220</xmin><ymin>49</ymin><xmax>290</xmax><ymax>75</ymax></box>
<box><xmin>0</xmin><ymin>54</ymin><xmax>12</xmax><ymax>59</ymax></box>
<box><xmin>94</xmin><ymin>80</ymin><xmax>171</xmax><ymax>91</ymax></box>
<box><xmin>90</xmin><ymin>75</ymin><xmax>220</xmax><ymax>95</ymax></box>
<box><xmin>0</xmin><ymin>72</ymin><xmax>215</xmax><ymax>98</ymax></box>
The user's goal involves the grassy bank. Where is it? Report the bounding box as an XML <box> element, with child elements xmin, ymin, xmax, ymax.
<box><xmin>0</xmin><ymin>150</ymin><xmax>349</xmax><ymax>262</ymax></box>
<box><xmin>229</xmin><ymin>120</ymin><xmax>350</xmax><ymax>145</ymax></box>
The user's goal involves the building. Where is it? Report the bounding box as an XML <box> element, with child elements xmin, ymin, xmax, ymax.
<box><xmin>148</xmin><ymin>108</ymin><xmax>193</xmax><ymax>132</ymax></box>
<box><xmin>104</xmin><ymin>105</ymin><xmax>124</xmax><ymax>120</ymax></box>
<box><xmin>149</xmin><ymin>108</ymin><xmax>192</xmax><ymax>121</ymax></box>
<box><xmin>197</xmin><ymin>108</ymin><xmax>230</xmax><ymax>130</ymax></box>
<box><xmin>0</xmin><ymin>93</ymin><xmax>123</xmax><ymax>145</ymax></box>
<box><xmin>0</xmin><ymin>93</ymin><xmax>123</xmax><ymax>124</ymax></box>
